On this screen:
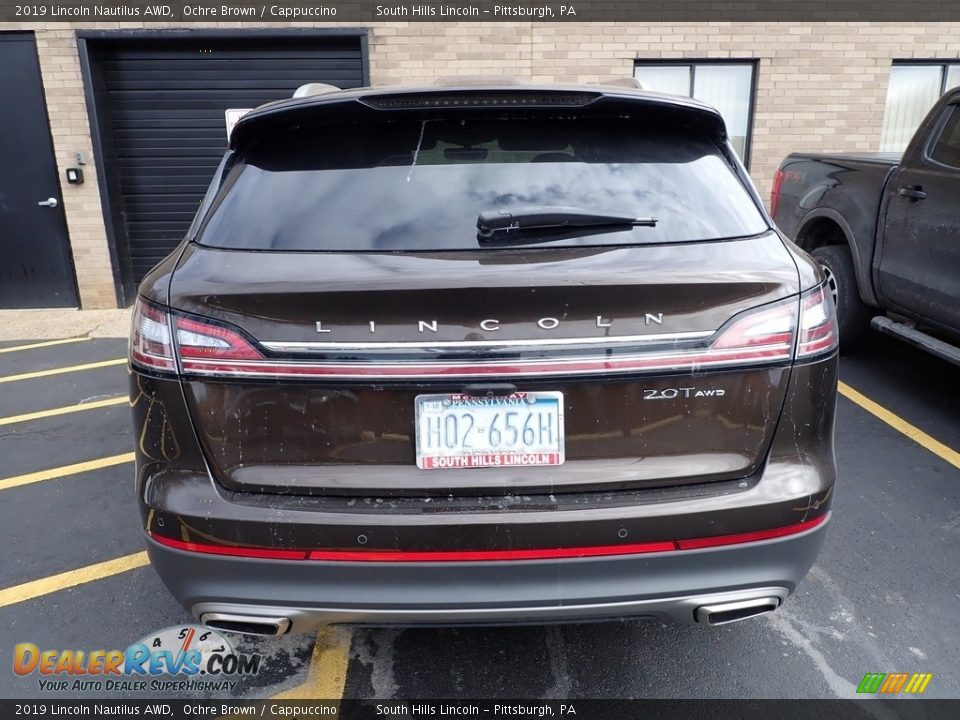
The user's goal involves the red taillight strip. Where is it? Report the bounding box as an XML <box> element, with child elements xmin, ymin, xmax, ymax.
<box><xmin>148</xmin><ymin>513</ymin><xmax>828</xmax><ymax>563</ymax></box>
<box><xmin>675</xmin><ymin>513</ymin><xmax>829</xmax><ymax>550</ymax></box>
<box><xmin>306</xmin><ymin>541</ymin><xmax>678</xmax><ymax>562</ymax></box>
<box><xmin>178</xmin><ymin>343</ymin><xmax>793</xmax><ymax>379</ymax></box>
<box><xmin>148</xmin><ymin>536</ymin><xmax>307</xmax><ymax>560</ymax></box>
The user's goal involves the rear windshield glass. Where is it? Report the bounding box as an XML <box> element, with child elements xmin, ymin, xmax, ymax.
<box><xmin>198</xmin><ymin>115</ymin><xmax>768</xmax><ymax>251</ymax></box>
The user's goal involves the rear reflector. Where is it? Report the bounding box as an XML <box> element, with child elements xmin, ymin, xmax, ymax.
<box><xmin>676</xmin><ymin>513</ymin><xmax>829</xmax><ymax>549</ymax></box>
<box><xmin>149</xmin><ymin>513</ymin><xmax>828</xmax><ymax>563</ymax></box>
<box><xmin>148</xmin><ymin>537</ymin><xmax>305</xmax><ymax>561</ymax></box>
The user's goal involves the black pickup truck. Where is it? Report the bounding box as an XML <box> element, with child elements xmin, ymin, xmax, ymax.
<box><xmin>773</xmin><ymin>88</ymin><xmax>960</xmax><ymax>363</ymax></box>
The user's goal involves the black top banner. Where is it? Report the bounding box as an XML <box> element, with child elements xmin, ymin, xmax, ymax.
<box><xmin>4</xmin><ymin>0</ymin><xmax>960</xmax><ymax>22</ymax></box>
<box><xmin>2</xmin><ymin>700</ymin><xmax>960</xmax><ymax>720</ymax></box>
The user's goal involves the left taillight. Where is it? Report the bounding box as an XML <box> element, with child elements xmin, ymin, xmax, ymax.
<box><xmin>130</xmin><ymin>299</ymin><xmax>175</xmax><ymax>372</ymax></box>
<box><xmin>130</xmin><ymin>298</ymin><xmax>265</xmax><ymax>375</ymax></box>
<box><xmin>175</xmin><ymin>314</ymin><xmax>264</xmax><ymax>369</ymax></box>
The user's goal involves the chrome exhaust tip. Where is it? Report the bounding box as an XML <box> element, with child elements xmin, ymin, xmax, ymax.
<box><xmin>695</xmin><ymin>597</ymin><xmax>780</xmax><ymax>626</ymax></box>
<box><xmin>199</xmin><ymin>612</ymin><xmax>292</xmax><ymax>637</ymax></box>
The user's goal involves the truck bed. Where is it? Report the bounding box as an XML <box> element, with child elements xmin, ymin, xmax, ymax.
<box><xmin>773</xmin><ymin>151</ymin><xmax>901</xmax><ymax>308</ymax></box>
<box><xmin>786</xmin><ymin>151</ymin><xmax>901</xmax><ymax>165</ymax></box>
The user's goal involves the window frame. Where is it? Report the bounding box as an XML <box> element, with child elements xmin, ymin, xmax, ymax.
<box><xmin>890</xmin><ymin>59</ymin><xmax>960</xmax><ymax>97</ymax></box>
<box><xmin>881</xmin><ymin>60</ymin><xmax>960</xmax><ymax>154</ymax></box>
<box><xmin>924</xmin><ymin>98</ymin><xmax>960</xmax><ymax>170</ymax></box>
<box><xmin>633</xmin><ymin>58</ymin><xmax>759</xmax><ymax>169</ymax></box>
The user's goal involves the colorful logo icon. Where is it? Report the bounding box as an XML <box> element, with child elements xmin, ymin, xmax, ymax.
<box><xmin>856</xmin><ymin>672</ymin><xmax>933</xmax><ymax>695</ymax></box>
<box><xmin>14</xmin><ymin>625</ymin><xmax>261</xmax><ymax>691</ymax></box>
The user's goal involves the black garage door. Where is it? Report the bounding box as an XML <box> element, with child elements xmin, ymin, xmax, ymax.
<box><xmin>82</xmin><ymin>32</ymin><xmax>367</xmax><ymax>303</ymax></box>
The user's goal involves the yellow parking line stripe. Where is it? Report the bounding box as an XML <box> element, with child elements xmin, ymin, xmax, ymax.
<box><xmin>0</xmin><ymin>396</ymin><xmax>127</xmax><ymax>427</ymax></box>
<box><xmin>0</xmin><ymin>358</ymin><xmax>126</xmax><ymax>384</ymax></box>
<box><xmin>0</xmin><ymin>452</ymin><xmax>135</xmax><ymax>492</ymax></box>
<box><xmin>839</xmin><ymin>381</ymin><xmax>960</xmax><ymax>470</ymax></box>
<box><xmin>0</xmin><ymin>337</ymin><xmax>90</xmax><ymax>354</ymax></box>
<box><xmin>0</xmin><ymin>551</ymin><xmax>149</xmax><ymax>609</ymax></box>
<box><xmin>273</xmin><ymin>627</ymin><xmax>352</xmax><ymax>700</ymax></box>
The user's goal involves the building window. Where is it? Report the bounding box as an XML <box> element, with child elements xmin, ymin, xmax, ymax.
<box><xmin>633</xmin><ymin>61</ymin><xmax>757</xmax><ymax>164</ymax></box>
<box><xmin>880</xmin><ymin>62</ymin><xmax>960</xmax><ymax>152</ymax></box>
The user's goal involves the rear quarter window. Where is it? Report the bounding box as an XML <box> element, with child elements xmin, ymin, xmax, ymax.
<box><xmin>197</xmin><ymin>115</ymin><xmax>769</xmax><ymax>251</ymax></box>
<box><xmin>930</xmin><ymin>104</ymin><xmax>960</xmax><ymax>168</ymax></box>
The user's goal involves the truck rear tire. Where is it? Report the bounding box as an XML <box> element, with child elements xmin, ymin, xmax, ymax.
<box><xmin>811</xmin><ymin>245</ymin><xmax>869</xmax><ymax>351</ymax></box>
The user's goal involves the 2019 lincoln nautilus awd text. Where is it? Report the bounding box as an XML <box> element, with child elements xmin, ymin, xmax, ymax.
<box><xmin>129</xmin><ymin>81</ymin><xmax>838</xmax><ymax>636</ymax></box>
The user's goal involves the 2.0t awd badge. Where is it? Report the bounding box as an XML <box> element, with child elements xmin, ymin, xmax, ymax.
<box><xmin>643</xmin><ymin>387</ymin><xmax>727</xmax><ymax>400</ymax></box>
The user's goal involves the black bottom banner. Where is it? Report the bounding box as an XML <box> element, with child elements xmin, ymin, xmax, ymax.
<box><xmin>2</xmin><ymin>700</ymin><xmax>959</xmax><ymax>720</ymax></box>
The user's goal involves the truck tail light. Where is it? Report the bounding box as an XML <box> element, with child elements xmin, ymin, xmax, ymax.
<box><xmin>796</xmin><ymin>284</ymin><xmax>839</xmax><ymax>358</ymax></box>
<box><xmin>770</xmin><ymin>168</ymin><xmax>785</xmax><ymax>219</ymax></box>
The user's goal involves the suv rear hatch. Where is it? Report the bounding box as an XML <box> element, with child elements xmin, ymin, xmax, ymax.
<box><xmin>155</xmin><ymin>89</ymin><xmax>807</xmax><ymax>497</ymax></box>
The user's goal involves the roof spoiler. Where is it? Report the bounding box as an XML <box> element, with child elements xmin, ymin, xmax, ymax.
<box><xmin>231</xmin><ymin>83</ymin><xmax>727</xmax><ymax>151</ymax></box>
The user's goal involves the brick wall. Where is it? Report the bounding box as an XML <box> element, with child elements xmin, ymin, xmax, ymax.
<box><xmin>2</xmin><ymin>20</ymin><xmax>959</xmax><ymax>307</ymax></box>
<box><xmin>366</xmin><ymin>21</ymin><xmax>960</xmax><ymax>201</ymax></box>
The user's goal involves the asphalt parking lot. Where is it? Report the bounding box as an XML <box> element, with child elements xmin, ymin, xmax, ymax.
<box><xmin>0</xmin><ymin>333</ymin><xmax>957</xmax><ymax>700</ymax></box>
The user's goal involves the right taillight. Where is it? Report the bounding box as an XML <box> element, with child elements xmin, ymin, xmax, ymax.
<box><xmin>711</xmin><ymin>299</ymin><xmax>796</xmax><ymax>356</ymax></box>
<box><xmin>796</xmin><ymin>284</ymin><xmax>838</xmax><ymax>358</ymax></box>
<box><xmin>770</xmin><ymin>168</ymin><xmax>785</xmax><ymax>219</ymax></box>
<box><xmin>708</xmin><ymin>283</ymin><xmax>838</xmax><ymax>364</ymax></box>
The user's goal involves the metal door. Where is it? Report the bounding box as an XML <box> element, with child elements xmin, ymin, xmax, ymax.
<box><xmin>0</xmin><ymin>33</ymin><xmax>78</xmax><ymax>308</ymax></box>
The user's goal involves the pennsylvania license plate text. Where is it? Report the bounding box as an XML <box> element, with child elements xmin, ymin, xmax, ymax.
<box><xmin>415</xmin><ymin>392</ymin><xmax>565</xmax><ymax>470</ymax></box>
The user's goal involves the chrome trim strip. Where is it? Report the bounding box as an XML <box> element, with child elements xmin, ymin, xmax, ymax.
<box><xmin>260</xmin><ymin>330</ymin><xmax>715</xmax><ymax>352</ymax></box>
<box><xmin>188</xmin><ymin>344</ymin><xmax>790</xmax><ymax>370</ymax></box>
<box><xmin>192</xmin><ymin>587</ymin><xmax>791</xmax><ymax>633</ymax></box>
<box><xmin>178</xmin><ymin>342</ymin><xmax>793</xmax><ymax>379</ymax></box>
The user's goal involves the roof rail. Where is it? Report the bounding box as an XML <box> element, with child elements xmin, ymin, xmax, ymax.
<box><xmin>292</xmin><ymin>83</ymin><xmax>342</xmax><ymax>99</ymax></box>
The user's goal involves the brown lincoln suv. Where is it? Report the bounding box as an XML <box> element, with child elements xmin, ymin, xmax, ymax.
<box><xmin>130</xmin><ymin>81</ymin><xmax>838</xmax><ymax>636</ymax></box>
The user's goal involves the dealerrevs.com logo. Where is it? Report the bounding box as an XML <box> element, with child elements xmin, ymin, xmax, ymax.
<box><xmin>13</xmin><ymin>626</ymin><xmax>262</xmax><ymax>693</ymax></box>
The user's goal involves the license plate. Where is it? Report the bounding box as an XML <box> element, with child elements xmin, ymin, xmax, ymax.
<box><xmin>415</xmin><ymin>392</ymin><xmax>565</xmax><ymax>470</ymax></box>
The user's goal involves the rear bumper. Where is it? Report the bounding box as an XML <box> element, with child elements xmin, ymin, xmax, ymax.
<box><xmin>134</xmin><ymin>351</ymin><xmax>837</xmax><ymax>632</ymax></box>
<box><xmin>146</xmin><ymin>517</ymin><xmax>827</xmax><ymax>633</ymax></box>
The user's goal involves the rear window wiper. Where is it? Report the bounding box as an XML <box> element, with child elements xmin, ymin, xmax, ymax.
<box><xmin>477</xmin><ymin>206</ymin><xmax>657</xmax><ymax>244</ymax></box>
